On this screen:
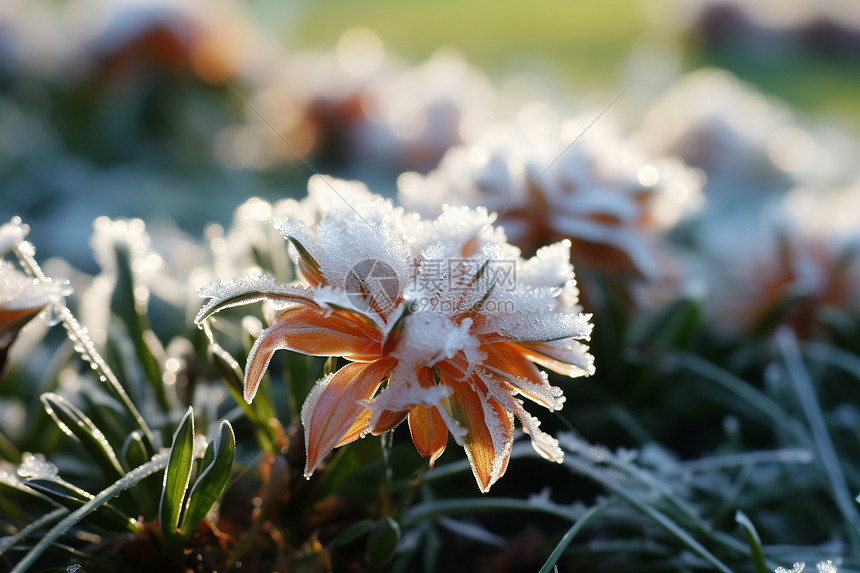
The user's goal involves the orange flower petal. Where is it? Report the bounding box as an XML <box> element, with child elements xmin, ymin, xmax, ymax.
<box><xmin>408</xmin><ymin>405</ymin><xmax>448</xmax><ymax>466</ymax></box>
<box><xmin>442</xmin><ymin>372</ymin><xmax>513</xmax><ymax>493</ymax></box>
<box><xmin>302</xmin><ymin>358</ymin><xmax>396</xmax><ymax>477</ymax></box>
<box><xmin>405</xmin><ymin>366</ymin><xmax>448</xmax><ymax>465</ymax></box>
<box><xmin>482</xmin><ymin>342</ymin><xmax>564</xmax><ymax>411</ymax></box>
<box><xmin>372</xmin><ymin>410</ymin><xmax>409</xmax><ymax>434</ymax></box>
<box><xmin>244</xmin><ymin>306</ymin><xmax>381</xmax><ymax>402</ymax></box>
<box><xmin>515</xmin><ymin>339</ymin><xmax>594</xmax><ymax>378</ymax></box>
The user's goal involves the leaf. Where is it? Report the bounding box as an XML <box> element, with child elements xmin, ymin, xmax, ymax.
<box><xmin>24</xmin><ymin>479</ymin><xmax>138</xmax><ymax>533</ymax></box>
<box><xmin>540</xmin><ymin>498</ymin><xmax>616</xmax><ymax>573</ymax></box>
<box><xmin>367</xmin><ymin>516</ymin><xmax>401</xmax><ymax>568</ymax></box>
<box><xmin>121</xmin><ymin>430</ymin><xmax>161</xmax><ymax>519</ymax></box>
<box><xmin>11</xmin><ymin>451</ymin><xmax>170</xmax><ymax>573</ymax></box>
<box><xmin>286</xmin><ymin>234</ymin><xmax>325</xmax><ymax>285</ymax></box>
<box><xmin>633</xmin><ymin>296</ymin><xmax>701</xmax><ymax>349</ymax></box>
<box><xmin>735</xmin><ymin>511</ymin><xmax>768</xmax><ymax>573</ymax></box>
<box><xmin>777</xmin><ymin>328</ymin><xmax>860</xmax><ymax>550</ymax></box>
<box><xmin>179</xmin><ymin>421</ymin><xmax>236</xmax><ymax>541</ymax></box>
<box><xmin>113</xmin><ymin>244</ymin><xmax>167</xmax><ymax>410</ymax></box>
<box><xmin>0</xmin><ymin>507</ymin><xmax>68</xmax><ymax>559</ymax></box>
<box><xmin>40</xmin><ymin>393</ymin><xmax>124</xmax><ymax>481</ymax></box>
<box><xmin>159</xmin><ymin>407</ymin><xmax>195</xmax><ymax>544</ymax></box>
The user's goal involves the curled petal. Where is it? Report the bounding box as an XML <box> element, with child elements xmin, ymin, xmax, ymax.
<box><xmin>482</xmin><ymin>342</ymin><xmax>565</xmax><ymax>411</ymax></box>
<box><xmin>516</xmin><ymin>339</ymin><xmax>595</xmax><ymax>378</ymax></box>
<box><xmin>195</xmin><ymin>275</ymin><xmax>317</xmax><ymax>325</ymax></box>
<box><xmin>302</xmin><ymin>358</ymin><xmax>397</xmax><ymax>477</ymax></box>
<box><xmin>442</xmin><ymin>372</ymin><xmax>513</xmax><ymax>493</ymax></box>
<box><xmin>244</xmin><ymin>306</ymin><xmax>382</xmax><ymax>402</ymax></box>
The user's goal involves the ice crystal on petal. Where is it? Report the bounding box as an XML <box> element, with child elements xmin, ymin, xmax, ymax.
<box><xmin>0</xmin><ymin>218</ymin><xmax>29</xmax><ymax>255</ymax></box>
<box><xmin>195</xmin><ymin>274</ymin><xmax>316</xmax><ymax>326</ymax></box>
<box><xmin>0</xmin><ymin>263</ymin><xmax>55</xmax><ymax>310</ymax></box>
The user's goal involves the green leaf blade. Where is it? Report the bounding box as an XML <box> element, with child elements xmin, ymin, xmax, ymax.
<box><xmin>159</xmin><ymin>407</ymin><xmax>196</xmax><ymax>544</ymax></box>
<box><xmin>178</xmin><ymin>420</ymin><xmax>236</xmax><ymax>541</ymax></box>
<box><xmin>40</xmin><ymin>393</ymin><xmax>125</xmax><ymax>481</ymax></box>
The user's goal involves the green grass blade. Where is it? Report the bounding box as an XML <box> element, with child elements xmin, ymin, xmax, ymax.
<box><xmin>777</xmin><ymin>328</ymin><xmax>860</xmax><ymax>551</ymax></box>
<box><xmin>112</xmin><ymin>244</ymin><xmax>168</xmax><ymax>411</ymax></box>
<box><xmin>24</xmin><ymin>479</ymin><xmax>139</xmax><ymax>532</ymax></box>
<box><xmin>735</xmin><ymin>511</ymin><xmax>768</xmax><ymax>573</ymax></box>
<box><xmin>11</xmin><ymin>451</ymin><xmax>170</xmax><ymax>573</ymax></box>
<box><xmin>0</xmin><ymin>507</ymin><xmax>68</xmax><ymax>558</ymax></box>
<box><xmin>674</xmin><ymin>351</ymin><xmax>811</xmax><ymax>444</ymax></box>
<box><xmin>403</xmin><ymin>497</ymin><xmax>581</xmax><ymax>525</ymax></box>
<box><xmin>40</xmin><ymin>393</ymin><xmax>125</xmax><ymax>480</ymax></box>
<box><xmin>159</xmin><ymin>406</ymin><xmax>196</xmax><ymax>544</ymax></box>
<box><xmin>179</xmin><ymin>420</ymin><xmax>236</xmax><ymax>541</ymax></box>
<box><xmin>540</xmin><ymin>497</ymin><xmax>616</xmax><ymax>573</ymax></box>
<box><xmin>562</xmin><ymin>454</ymin><xmax>733</xmax><ymax>573</ymax></box>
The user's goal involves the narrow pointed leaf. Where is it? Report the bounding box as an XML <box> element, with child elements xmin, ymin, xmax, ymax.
<box><xmin>159</xmin><ymin>407</ymin><xmax>195</xmax><ymax>543</ymax></box>
<box><xmin>179</xmin><ymin>421</ymin><xmax>236</xmax><ymax>540</ymax></box>
<box><xmin>121</xmin><ymin>430</ymin><xmax>161</xmax><ymax>518</ymax></box>
<box><xmin>286</xmin><ymin>235</ymin><xmax>325</xmax><ymax>285</ymax></box>
<box><xmin>41</xmin><ymin>393</ymin><xmax>124</xmax><ymax>481</ymax></box>
<box><xmin>735</xmin><ymin>511</ymin><xmax>768</xmax><ymax>573</ymax></box>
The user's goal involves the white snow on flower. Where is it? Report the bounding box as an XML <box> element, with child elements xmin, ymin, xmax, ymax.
<box><xmin>0</xmin><ymin>261</ymin><xmax>71</xmax><ymax>312</ymax></box>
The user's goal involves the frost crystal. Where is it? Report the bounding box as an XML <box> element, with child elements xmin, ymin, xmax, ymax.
<box><xmin>0</xmin><ymin>217</ymin><xmax>30</xmax><ymax>255</ymax></box>
<box><xmin>774</xmin><ymin>561</ymin><xmax>839</xmax><ymax>573</ymax></box>
<box><xmin>17</xmin><ymin>452</ymin><xmax>59</xmax><ymax>480</ymax></box>
<box><xmin>197</xmin><ymin>176</ymin><xmax>595</xmax><ymax>492</ymax></box>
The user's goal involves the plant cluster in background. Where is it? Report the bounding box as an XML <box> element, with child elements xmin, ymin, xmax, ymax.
<box><xmin>1</xmin><ymin>0</ymin><xmax>860</xmax><ymax>571</ymax></box>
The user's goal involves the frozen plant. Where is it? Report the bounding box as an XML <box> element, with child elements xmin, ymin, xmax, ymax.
<box><xmin>641</xmin><ymin>68</ymin><xmax>800</xmax><ymax>202</ymax></box>
<box><xmin>0</xmin><ymin>218</ymin><xmax>71</xmax><ymax>370</ymax></box>
<box><xmin>698</xmin><ymin>184</ymin><xmax>860</xmax><ymax>338</ymax></box>
<box><xmin>398</xmin><ymin>108</ymin><xmax>702</xmax><ymax>305</ymax></box>
<box><xmin>775</xmin><ymin>560</ymin><xmax>839</xmax><ymax>573</ymax></box>
<box><xmin>196</xmin><ymin>175</ymin><xmax>595</xmax><ymax>492</ymax></box>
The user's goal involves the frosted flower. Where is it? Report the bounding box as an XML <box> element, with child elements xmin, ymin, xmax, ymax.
<box><xmin>398</xmin><ymin>113</ymin><xmax>702</xmax><ymax>288</ymax></box>
<box><xmin>353</xmin><ymin>49</ymin><xmax>495</xmax><ymax>174</ymax></box>
<box><xmin>197</xmin><ymin>176</ymin><xmax>594</xmax><ymax>492</ymax></box>
<box><xmin>71</xmin><ymin>0</ymin><xmax>259</xmax><ymax>84</ymax></box>
<box><xmin>642</xmin><ymin>69</ymin><xmax>798</xmax><ymax>201</ymax></box>
<box><xmin>239</xmin><ymin>43</ymin><xmax>493</xmax><ymax>176</ymax></box>
<box><xmin>700</xmin><ymin>190</ymin><xmax>860</xmax><ymax>338</ymax></box>
<box><xmin>0</xmin><ymin>260</ymin><xmax>71</xmax><ymax>367</ymax></box>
